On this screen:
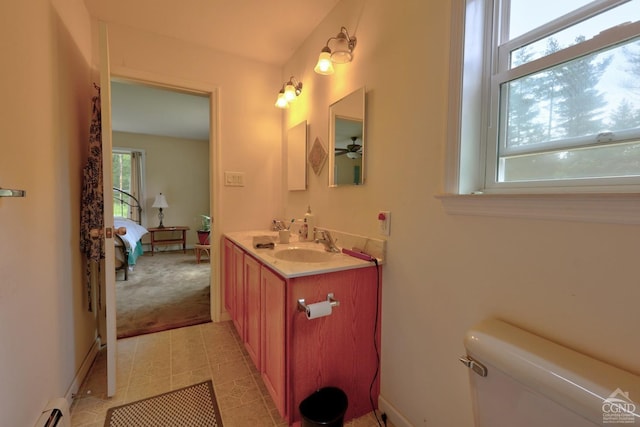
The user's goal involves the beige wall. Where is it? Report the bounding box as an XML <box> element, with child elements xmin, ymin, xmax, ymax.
<box><xmin>2</xmin><ymin>2</ymin><xmax>638</xmax><ymax>426</ymax></box>
<box><xmin>113</xmin><ymin>131</ymin><xmax>210</xmax><ymax>246</ymax></box>
<box><xmin>0</xmin><ymin>0</ymin><xmax>95</xmax><ymax>426</ymax></box>
<box><xmin>283</xmin><ymin>1</ymin><xmax>640</xmax><ymax>426</ymax></box>
<box><xmin>103</xmin><ymin>22</ymin><xmax>284</xmax><ymax>236</ymax></box>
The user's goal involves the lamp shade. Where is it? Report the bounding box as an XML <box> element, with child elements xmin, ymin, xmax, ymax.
<box><xmin>330</xmin><ymin>36</ymin><xmax>353</xmax><ymax>64</ymax></box>
<box><xmin>314</xmin><ymin>49</ymin><xmax>334</xmax><ymax>75</ymax></box>
<box><xmin>152</xmin><ymin>193</ymin><xmax>168</xmax><ymax>208</ymax></box>
<box><xmin>284</xmin><ymin>83</ymin><xmax>297</xmax><ymax>101</ymax></box>
<box><xmin>275</xmin><ymin>92</ymin><xmax>289</xmax><ymax>109</ymax></box>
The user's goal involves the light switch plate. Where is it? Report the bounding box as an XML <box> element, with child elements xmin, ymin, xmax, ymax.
<box><xmin>224</xmin><ymin>171</ymin><xmax>245</xmax><ymax>187</ymax></box>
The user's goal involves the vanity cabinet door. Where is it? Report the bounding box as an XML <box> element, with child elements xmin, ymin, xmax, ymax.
<box><xmin>223</xmin><ymin>239</ymin><xmax>235</xmax><ymax>321</ymax></box>
<box><xmin>261</xmin><ymin>266</ymin><xmax>286</xmax><ymax>419</ymax></box>
<box><xmin>244</xmin><ymin>255</ymin><xmax>262</xmax><ymax>368</ymax></box>
<box><xmin>233</xmin><ymin>244</ymin><xmax>245</xmax><ymax>338</ymax></box>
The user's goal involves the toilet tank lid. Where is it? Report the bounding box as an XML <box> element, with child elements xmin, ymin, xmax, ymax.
<box><xmin>464</xmin><ymin>319</ymin><xmax>640</xmax><ymax>425</ymax></box>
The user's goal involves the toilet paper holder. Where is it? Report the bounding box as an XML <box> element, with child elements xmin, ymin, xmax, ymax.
<box><xmin>297</xmin><ymin>293</ymin><xmax>340</xmax><ymax>312</ymax></box>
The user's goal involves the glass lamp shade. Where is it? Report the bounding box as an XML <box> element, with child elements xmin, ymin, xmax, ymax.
<box><xmin>314</xmin><ymin>50</ymin><xmax>335</xmax><ymax>75</ymax></box>
<box><xmin>152</xmin><ymin>193</ymin><xmax>168</xmax><ymax>208</ymax></box>
<box><xmin>346</xmin><ymin>151</ymin><xmax>361</xmax><ymax>159</ymax></box>
<box><xmin>330</xmin><ymin>49</ymin><xmax>353</xmax><ymax>64</ymax></box>
<box><xmin>329</xmin><ymin>36</ymin><xmax>353</xmax><ymax>64</ymax></box>
<box><xmin>284</xmin><ymin>83</ymin><xmax>297</xmax><ymax>101</ymax></box>
<box><xmin>275</xmin><ymin>92</ymin><xmax>289</xmax><ymax>109</ymax></box>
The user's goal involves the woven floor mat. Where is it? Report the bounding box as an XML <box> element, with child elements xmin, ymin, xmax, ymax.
<box><xmin>104</xmin><ymin>380</ymin><xmax>222</xmax><ymax>427</ymax></box>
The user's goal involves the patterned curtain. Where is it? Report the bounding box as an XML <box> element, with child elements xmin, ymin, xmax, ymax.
<box><xmin>80</xmin><ymin>84</ymin><xmax>104</xmax><ymax>312</ymax></box>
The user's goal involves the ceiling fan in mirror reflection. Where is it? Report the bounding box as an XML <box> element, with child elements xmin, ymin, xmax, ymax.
<box><xmin>335</xmin><ymin>136</ymin><xmax>362</xmax><ymax>159</ymax></box>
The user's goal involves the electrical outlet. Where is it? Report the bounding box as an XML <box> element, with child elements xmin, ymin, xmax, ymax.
<box><xmin>378</xmin><ymin>211</ymin><xmax>391</xmax><ymax>236</ymax></box>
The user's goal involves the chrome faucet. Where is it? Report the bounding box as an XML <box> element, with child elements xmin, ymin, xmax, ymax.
<box><xmin>314</xmin><ymin>229</ymin><xmax>340</xmax><ymax>253</ymax></box>
<box><xmin>271</xmin><ymin>219</ymin><xmax>287</xmax><ymax>231</ymax></box>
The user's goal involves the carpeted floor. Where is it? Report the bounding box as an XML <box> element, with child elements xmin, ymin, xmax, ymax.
<box><xmin>104</xmin><ymin>380</ymin><xmax>222</xmax><ymax>427</ymax></box>
<box><xmin>116</xmin><ymin>250</ymin><xmax>211</xmax><ymax>338</ymax></box>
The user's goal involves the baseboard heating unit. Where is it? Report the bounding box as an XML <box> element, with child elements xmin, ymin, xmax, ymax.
<box><xmin>34</xmin><ymin>398</ymin><xmax>70</xmax><ymax>427</ymax></box>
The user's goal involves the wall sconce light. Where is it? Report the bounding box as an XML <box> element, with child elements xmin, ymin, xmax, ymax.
<box><xmin>314</xmin><ymin>27</ymin><xmax>357</xmax><ymax>75</ymax></box>
<box><xmin>152</xmin><ymin>193</ymin><xmax>169</xmax><ymax>228</ymax></box>
<box><xmin>275</xmin><ymin>76</ymin><xmax>303</xmax><ymax>109</ymax></box>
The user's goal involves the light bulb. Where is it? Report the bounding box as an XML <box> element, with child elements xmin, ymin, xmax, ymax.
<box><xmin>314</xmin><ymin>50</ymin><xmax>334</xmax><ymax>75</ymax></box>
<box><xmin>284</xmin><ymin>83</ymin><xmax>296</xmax><ymax>101</ymax></box>
<box><xmin>275</xmin><ymin>92</ymin><xmax>288</xmax><ymax>109</ymax></box>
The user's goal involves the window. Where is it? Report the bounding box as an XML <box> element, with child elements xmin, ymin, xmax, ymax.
<box><xmin>452</xmin><ymin>0</ymin><xmax>640</xmax><ymax>194</ymax></box>
<box><xmin>112</xmin><ymin>149</ymin><xmax>145</xmax><ymax>221</ymax></box>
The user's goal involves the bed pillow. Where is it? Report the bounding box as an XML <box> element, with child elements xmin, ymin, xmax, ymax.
<box><xmin>114</xmin><ymin>217</ymin><xmax>149</xmax><ymax>246</ymax></box>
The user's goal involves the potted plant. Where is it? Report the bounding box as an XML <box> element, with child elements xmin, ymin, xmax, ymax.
<box><xmin>197</xmin><ymin>215</ymin><xmax>211</xmax><ymax>245</ymax></box>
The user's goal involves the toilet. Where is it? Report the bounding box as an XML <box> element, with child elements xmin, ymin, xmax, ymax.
<box><xmin>461</xmin><ymin>319</ymin><xmax>640</xmax><ymax>427</ymax></box>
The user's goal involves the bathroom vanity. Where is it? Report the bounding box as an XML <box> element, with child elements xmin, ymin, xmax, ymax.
<box><xmin>223</xmin><ymin>232</ymin><xmax>382</xmax><ymax>425</ymax></box>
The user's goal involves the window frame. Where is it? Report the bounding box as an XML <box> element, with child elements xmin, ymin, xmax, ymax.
<box><xmin>442</xmin><ymin>0</ymin><xmax>640</xmax><ymax>223</ymax></box>
<box><xmin>489</xmin><ymin>1</ymin><xmax>640</xmax><ymax>191</ymax></box>
<box><xmin>112</xmin><ymin>147</ymin><xmax>147</xmax><ymax>222</ymax></box>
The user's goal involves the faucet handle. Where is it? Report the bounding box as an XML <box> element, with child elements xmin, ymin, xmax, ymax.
<box><xmin>313</xmin><ymin>228</ymin><xmax>324</xmax><ymax>240</ymax></box>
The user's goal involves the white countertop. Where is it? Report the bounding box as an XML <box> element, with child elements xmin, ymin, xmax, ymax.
<box><xmin>224</xmin><ymin>230</ymin><xmax>377</xmax><ymax>279</ymax></box>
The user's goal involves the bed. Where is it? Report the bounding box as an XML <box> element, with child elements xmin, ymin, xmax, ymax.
<box><xmin>113</xmin><ymin>188</ymin><xmax>148</xmax><ymax>280</ymax></box>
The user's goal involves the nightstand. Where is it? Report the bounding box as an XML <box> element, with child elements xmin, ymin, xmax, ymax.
<box><xmin>147</xmin><ymin>226</ymin><xmax>190</xmax><ymax>255</ymax></box>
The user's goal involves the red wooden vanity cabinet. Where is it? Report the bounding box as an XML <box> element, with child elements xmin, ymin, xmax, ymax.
<box><xmin>223</xmin><ymin>238</ymin><xmax>381</xmax><ymax>425</ymax></box>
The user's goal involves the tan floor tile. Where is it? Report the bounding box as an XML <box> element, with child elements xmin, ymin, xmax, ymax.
<box><xmin>206</xmin><ymin>343</ymin><xmax>245</xmax><ymax>364</ymax></box>
<box><xmin>219</xmin><ymin>398</ymin><xmax>275</xmax><ymax>427</ymax></box>
<box><xmin>214</xmin><ymin>375</ymin><xmax>263</xmax><ymax>409</ymax></box>
<box><xmin>135</xmin><ymin>342</ymin><xmax>170</xmax><ymax>359</ymax></box>
<box><xmin>131</xmin><ymin>354</ymin><xmax>170</xmax><ymax>372</ymax></box>
<box><xmin>210</xmin><ymin>358</ymin><xmax>253</xmax><ymax>384</ymax></box>
<box><xmin>172</xmin><ymin>366</ymin><xmax>212</xmax><ymax>389</ymax></box>
<box><xmin>136</xmin><ymin>334</ymin><xmax>170</xmax><ymax>353</ymax></box>
<box><xmin>173</xmin><ymin>329</ymin><xmax>205</xmax><ymax>342</ymax></box>
<box><xmin>73</xmin><ymin>322</ymin><xmax>390</xmax><ymax>427</ymax></box>
<box><xmin>172</xmin><ymin>351</ymin><xmax>209</xmax><ymax>374</ymax></box>
<box><xmin>125</xmin><ymin>376</ymin><xmax>172</xmax><ymax>403</ymax></box>
<box><xmin>204</xmin><ymin>328</ymin><xmax>240</xmax><ymax>348</ymax></box>
<box><xmin>200</xmin><ymin>319</ymin><xmax>233</xmax><ymax>337</ymax></box>
<box><xmin>116</xmin><ymin>336</ymin><xmax>138</xmax><ymax>354</ymax></box>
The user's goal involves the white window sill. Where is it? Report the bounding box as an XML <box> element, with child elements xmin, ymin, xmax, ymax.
<box><xmin>436</xmin><ymin>193</ymin><xmax>640</xmax><ymax>225</ymax></box>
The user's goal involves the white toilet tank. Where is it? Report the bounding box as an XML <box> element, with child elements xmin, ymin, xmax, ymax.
<box><xmin>462</xmin><ymin>319</ymin><xmax>640</xmax><ymax>427</ymax></box>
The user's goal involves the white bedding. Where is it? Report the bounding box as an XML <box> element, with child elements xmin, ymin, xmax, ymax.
<box><xmin>114</xmin><ymin>217</ymin><xmax>148</xmax><ymax>251</ymax></box>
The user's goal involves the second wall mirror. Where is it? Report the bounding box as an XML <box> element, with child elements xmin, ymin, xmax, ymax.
<box><xmin>329</xmin><ymin>87</ymin><xmax>365</xmax><ymax>186</ymax></box>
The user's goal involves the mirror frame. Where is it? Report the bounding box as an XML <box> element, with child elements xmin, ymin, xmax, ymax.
<box><xmin>287</xmin><ymin>120</ymin><xmax>308</xmax><ymax>191</ymax></box>
<box><xmin>328</xmin><ymin>87</ymin><xmax>365</xmax><ymax>187</ymax></box>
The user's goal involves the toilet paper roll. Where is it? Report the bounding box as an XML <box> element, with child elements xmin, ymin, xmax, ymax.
<box><xmin>305</xmin><ymin>301</ymin><xmax>332</xmax><ymax>320</ymax></box>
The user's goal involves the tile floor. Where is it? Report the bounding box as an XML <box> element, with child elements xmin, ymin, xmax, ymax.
<box><xmin>70</xmin><ymin>321</ymin><xmax>390</xmax><ymax>427</ymax></box>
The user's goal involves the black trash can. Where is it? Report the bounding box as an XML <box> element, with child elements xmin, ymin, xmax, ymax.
<box><xmin>299</xmin><ymin>387</ymin><xmax>348</xmax><ymax>427</ymax></box>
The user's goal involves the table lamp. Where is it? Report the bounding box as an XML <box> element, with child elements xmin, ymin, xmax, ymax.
<box><xmin>152</xmin><ymin>193</ymin><xmax>169</xmax><ymax>228</ymax></box>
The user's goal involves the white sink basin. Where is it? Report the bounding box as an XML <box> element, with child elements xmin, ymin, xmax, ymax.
<box><xmin>273</xmin><ymin>248</ymin><xmax>335</xmax><ymax>263</ymax></box>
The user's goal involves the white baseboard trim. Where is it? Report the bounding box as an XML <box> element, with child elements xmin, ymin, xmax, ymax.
<box><xmin>379</xmin><ymin>394</ymin><xmax>413</xmax><ymax>427</ymax></box>
<box><xmin>65</xmin><ymin>337</ymin><xmax>101</xmax><ymax>405</ymax></box>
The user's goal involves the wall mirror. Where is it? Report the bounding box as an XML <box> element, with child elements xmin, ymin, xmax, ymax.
<box><xmin>287</xmin><ymin>120</ymin><xmax>308</xmax><ymax>190</ymax></box>
<box><xmin>329</xmin><ymin>87</ymin><xmax>365</xmax><ymax>186</ymax></box>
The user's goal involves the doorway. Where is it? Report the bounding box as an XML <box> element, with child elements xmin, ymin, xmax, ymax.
<box><xmin>110</xmin><ymin>79</ymin><xmax>214</xmax><ymax>338</ymax></box>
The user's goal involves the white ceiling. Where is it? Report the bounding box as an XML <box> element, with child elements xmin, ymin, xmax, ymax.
<box><xmin>84</xmin><ymin>0</ymin><xmax>340</xmax><ymax>66</ymax></box>
<box><xmin>111</xmin><ymin>81</ymin><xmax>211</xmax><ymax>141</ymax></box>
<box><xmin>86</xmin><ymin>0</ymin><xmax>341</xmax><ymax>140</ymax></box>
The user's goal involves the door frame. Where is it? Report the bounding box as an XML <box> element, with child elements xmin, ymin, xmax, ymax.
<box><xmin>108</xmin><ymin>67</ymin><xmax>222</xmax><ymax>324</ymax></box>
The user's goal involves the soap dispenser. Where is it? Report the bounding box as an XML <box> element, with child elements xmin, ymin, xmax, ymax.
<box><xmin>304</xmin><ymin>206</ymin><xmax>316</xmax><ymax>240</ymax></box>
